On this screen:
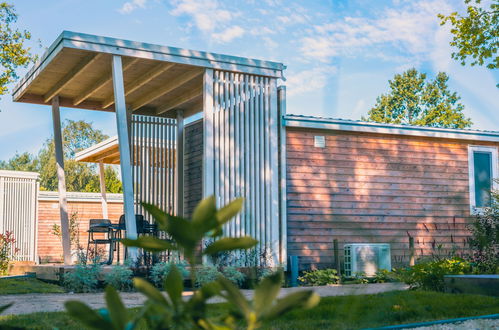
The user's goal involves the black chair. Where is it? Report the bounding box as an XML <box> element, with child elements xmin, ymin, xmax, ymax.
<box><xmin>115</xmin><ymin>214</ymin><xmax>157</xmax><ymax>263</ymax></box>
<box><xmin>86</xmin><ymin>219</ymin><xmax>114</xmax><ymax>265</ymax></box>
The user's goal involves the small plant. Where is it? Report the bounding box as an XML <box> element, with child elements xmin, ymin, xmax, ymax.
<box><xmin>221</xmin><ymin>266</ymin><xmax>246</xmax><ymax>287</ymax></box>
<box><xmin>467</xmin><ymin>184</ymin><xmax>499</xmax><ymax>273</ymax></box>
<box><xmin>62</xmin><ymin>261</ymin><xmax>101</xmax><ymax>293</ymax></box>
<box><xmin>373</xmin><ymin>269</ymin><xmax>395</xmax><ymax>283</ymax></box>
<box><xmin>51</xmin><ymin>211</ymin><xmax>81</xmax><ymax>248</ymax></box>
<box><xmin>150</xmin><ymin>260</ymin><xmax>189</xmax><ymax>287</ymax></box>
<box><xmin>104</xmin><ymin>263</ymin><xmax>133</xmax><ymax>291</ymax></box>
<box><xmin>0</xmin><ymin>231</ymin><xmax>19</xmax><ymax>275</ymax></box>
<box><xmin>398</xmin><ymin>257</ymin><xmax>471</xmax><ymax>291</ymax></box>
<box><xmin>299</xmin><ymin>268</ymin><xmax>340</xmax><ymax>286</ymax></box>
<box><xmin>195</xmin><ymin>265</ymin><xmax>222</xmax><ymax>287</ymax></box>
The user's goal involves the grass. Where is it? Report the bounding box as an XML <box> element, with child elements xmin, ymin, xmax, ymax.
<box><xmin>0</xmin><ymin>278</ymin><xmax>64</xmax><ymax>295</ymax></box>
<box><xmin>0</xmin><ymin>291</ymin><xmax>498</xmax><ymax>329</ymax></box>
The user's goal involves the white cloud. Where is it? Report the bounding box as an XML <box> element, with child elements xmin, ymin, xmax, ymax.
<box><xmin>300</xmin><ymin>0</ymin><xmax>454</xmax><ymax>63</ymax></box>
<box><xmin>212</xmin><ymin>26</ymin><xmax>245</xmax><ymax>43</ymax></box>
<box><xmin>119</xmin><ymin>0</ymin><xmax>147</xmax><ymax>14</ymax></box>
<box><xmin>286</xmin><ymin>66</ymin><xmax>337</xmax><ymax>96</ymax></box>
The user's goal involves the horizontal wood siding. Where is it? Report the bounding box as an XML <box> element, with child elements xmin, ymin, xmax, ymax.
<box><xmin>286</xmin><ymin>128</ymin><xmax>499</xmax><ymax>270</ymax></box>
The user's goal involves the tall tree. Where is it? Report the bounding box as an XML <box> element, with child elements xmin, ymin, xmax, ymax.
<box><xmin>363</xmin><ymin>69</ymin><xmax>472</xmax><ymax>129</ymax></box>
<box><xmin>0</xmin><ymin>120</ymin><xmax>123</xmax><ymax>193</ymax></box>
<box><xmin>0</xmin><ymin>2</ymin><xmax>35</xmax><ymax>96</ymax></box>
<box><xmin>439</xmin><ymin>0</ymin><xmax>498</xmax><ymax>70</ymax></box>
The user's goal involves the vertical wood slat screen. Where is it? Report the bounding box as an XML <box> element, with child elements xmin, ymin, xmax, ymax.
<box><xmin>131</xmin><ymin>115</ymin><xmax>178</xmax><ymax>262</ymax></box>
<box><xmin>0</xmin><ymin>172</ymin><xmax>39</xmax><ymax>262</ymax></box>
<box><xmin>207</xmin><ymin>70</ymin><xmax>281</xmax><ymax>266</ymax></box>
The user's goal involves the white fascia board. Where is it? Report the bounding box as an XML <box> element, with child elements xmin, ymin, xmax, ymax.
<box><xmin>0</xmin><ymin>170</ymin><xmax>40</xmax><ymax>180</ymax></box>
<box><xmin>13</xmin><ymin>31</ymin><xmax>285</xmax><ymax>99</ymax></box>
<box><xmin>38</xmin><ymin>191</ymin><xmax>123</xmax><ymax>203</ymax></box>
<box><xmin>284</xmin><ymin>116</ymin><xmax>499</xmax><ymax>143</ymax></box>
<box><xmin>74</xmin><ymin>136</ymin><xmax>119</xmax><ymax>162</ymax></box>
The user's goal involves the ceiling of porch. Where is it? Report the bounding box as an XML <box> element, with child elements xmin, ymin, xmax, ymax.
<box><xmin>12</xmin><ymin>31</ymin><xmax>285</xmax><ymax>118</ymax></box>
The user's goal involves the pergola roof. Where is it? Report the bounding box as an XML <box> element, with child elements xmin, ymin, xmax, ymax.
<box><xmin>13</xmin><ymin>31</ymin><xmax>285</xmax><ymax>117</ymax></box>
<box><xmin>74</xmin><ymin>135</ymin><xmax>176</xmax><ymax>166</ymax></box>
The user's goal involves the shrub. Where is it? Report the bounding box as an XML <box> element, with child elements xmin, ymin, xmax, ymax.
<box><xmin>195</xmin><ymin>265</ymin><xmax>222</xmax><ymax>287</ymax></box>
<box><xmin>150</xmin><ymin>260</ymin><xmax>189</xmax><ymax>287</ymax></box>
<box><xmin>398</xmin><ymin>257</ymin><xmax>471</xmax><ymax>291</ymax></box>
<box><xmin>0</xmin><ymin>231</ymin><xmax>18</xmax><ymax>275</ymax></box>
<box><xmin>221</xmin><ymin>266</ymin><xmax>246</xmax><ymax>287</ymax></box>
<box><xmin>299</xmin><ymin>269</ymin><xmax>340</xmax><ymax>286</ymax></box>
<box><xmin>62</xmin><ymin>262</ymin><xmax>101</xmax><ymax>293</ymax></box>
<box><xmin>104</xmin><ymin>264</ymin><xmax>133</xmax><ymax>291</ymax></box>
<box><xmin>373</xmin><ymin>269</ymin><xmax>397</xmax><ymax>283</ymax></box>
<box><xmin>468</xmin><ymin>186</ymin><xmax>499</xmax><ymax>273</ymax></box>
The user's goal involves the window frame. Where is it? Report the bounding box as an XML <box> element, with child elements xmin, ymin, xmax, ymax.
<box><xmin>468</xmin><ymin>145</ymin><xmax>498</xmax><ymax>214</ymax></box>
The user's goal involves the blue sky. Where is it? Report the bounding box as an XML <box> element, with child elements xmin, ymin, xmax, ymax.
<box><xmin>0</xmin><ymin>0</ymin><xmax>498</xmax><ymax>160</ymax></box>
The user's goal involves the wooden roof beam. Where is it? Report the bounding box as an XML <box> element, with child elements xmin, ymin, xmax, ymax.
<box><xmin>156</xmin><ymin>88</ymin><xmax>202</xmax><ymax>114</ymax></box>
<box><xmin>101</xmin><ymin>62</ymin><xmax>175</xmax><ymax>109</ymax></box>
<box><xmin>43</xmin><ymin>53</ymin><xmax>103</xmax><ymax>103</ymax></box>
<box><xmin>73</xmin><ymin>58</ymin><xmax>139</xmax><ymax>106</ymax></box>
<box><xmin>130</xmin><ymin>69</ymin><xmax>203</xmax><ymax>111</ymax></box>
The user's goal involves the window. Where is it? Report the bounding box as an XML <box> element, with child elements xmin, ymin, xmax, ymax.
<box><xmin>468</xmin><ymin>146</ymin><xmax>498</xmax><ymax>212</ymax></box>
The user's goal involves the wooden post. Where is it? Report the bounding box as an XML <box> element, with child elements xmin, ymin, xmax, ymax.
<box><xmin>409</xmin><ymin>236</ymin><xmax>415</xmax><ymax>266</ymax></box>
<box><xmin>112</xmin><ymin>55</ymin><xmax>138</xmax><ymax>261</ymax></box>
<box><xmin>333</xmin><ymin>239</ymin><xmax>341</xmax><ymax>274</ymax></box>
<box><xmin>98</xmin><ymin>161</ymin><xmax>109</xmax><ymax>219</ymax></box>
<box><xmin>202</xmin><ymin>68</ymin><xmax>214</xmax><ymax>199</ymax></box>
<box><xmin>176</xmin><ymin>110</ymin><xmax>184</xmax><ymax>217</ymax></box>
<box><xmin>278</xmin><ymin>85</ymin><xmax>287</xmax><ymax>268</ymax></box>
<box><xmin>51</xmin><ymin>96</ymin><xmax>72</xmax><ymax>265</ymax></box>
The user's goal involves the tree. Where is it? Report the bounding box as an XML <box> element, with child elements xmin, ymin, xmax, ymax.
<box><xmin>0</xmin><ymin>120</ymin><xmax>123</xmax><ymax>193</ymax></box>
<box><xmin>0</xmin><ymin>2</ymin><xmax>36</xmax><ymax>96</ymax></box>
<box><xmin>363</xmin><ymin>68</ymin><xmax>472</xmax><ymax>129</ymax></box>
<box><xmin>439</xmin><ymin>0</ymin><xmax>498</xmax><ymax>70</ymax></box>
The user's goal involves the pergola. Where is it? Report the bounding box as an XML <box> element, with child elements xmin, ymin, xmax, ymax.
<box><xmin>13</xmin><ymin>31</ymin><xmax>287</xmax><ymax>265</ymax></box>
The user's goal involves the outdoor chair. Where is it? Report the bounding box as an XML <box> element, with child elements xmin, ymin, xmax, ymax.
<box><xmin>114</xmin><ymin>214</ymin><xmax>158</xmax><ymax>263</ymax></box>
<box><xmin>86</xmin><ymin>219</ymin><xmax>114</xmax><ymax>265</ymax></box>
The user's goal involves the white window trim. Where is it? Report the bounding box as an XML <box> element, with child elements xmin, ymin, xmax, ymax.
<box><xmin>468</xmin><ymin>145</ymin><xmax>499</xmax><ymax>214</ymax></box>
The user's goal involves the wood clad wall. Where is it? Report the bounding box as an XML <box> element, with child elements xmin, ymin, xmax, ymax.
<box><xmin>37</xmin><ymin>198</ymin><xmax>123</xmax><ymax>263</ymax></box>
<box><xmin>184</xmin><ymin>120</ymin><xmax>203</xmax><ymax>217</ymax></box>
<box><xmin>286</xmin><ymin>127</ymin><xmax>499</xmax><ymax>270</ymax></box>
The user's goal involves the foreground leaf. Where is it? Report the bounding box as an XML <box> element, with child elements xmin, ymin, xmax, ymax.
<box><xmin>121</xmin><ymin>236</ymin><xmax>176</xmax><ymax>252</ymax></box>
<box><xmin>253</xmin><ymin>271</ymin><xmax>283</xmax><ymax>316</ymax></box>
<box><xmin>165</xmin><ymin>265</ymin><xmax>183</xmax><ymax>309</ymax></box>
<box><xmin>216</xmin><ymin>198</ymin><xmax>244</xmax><ymax>225</ymax></box>
<box><xmin>65</xmin><ymin>301</ymin><xmax>111</xmax><ymax>328</ymax></box>
<box><xmin>133</xmin><ymin>277</ymin><xmax>169</xmax><ymax>306</ymax></box>
<box><xmin>264</xmin><ymin>290</ymin><xmax>320</xmax><ymax>320</ymax></box>
<box><xmin>204</xmin><ymin>237</ymin><xmax>257</xmax><ymax>255</ymax></box>
<box><xmin>105</xmin><ymin>286</ymin><xmax>128</xmax><ymax>329</ymax></box>
<box><xmin>0</xmin><ymin>303</ymin><xmax>12</xmax><ymax>314</ymax></box>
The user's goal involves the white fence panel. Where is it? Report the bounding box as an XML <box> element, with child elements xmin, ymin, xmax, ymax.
<box><xmin>0</xmin><ymin>170</ymin><xmax>39</xmax><ymax>262</ymax></box>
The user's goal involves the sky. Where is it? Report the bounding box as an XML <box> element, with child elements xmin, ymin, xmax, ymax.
<box><xmin>0</xmin><ymin>0</ymin><xmax>498</xmax><ymax>161</ymax></box>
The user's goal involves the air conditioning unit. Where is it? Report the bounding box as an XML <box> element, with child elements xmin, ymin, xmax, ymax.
<box><xmin>344</xmin><ymin>243</ymin><xmax>391</xmax><ymax>277</ymax></box>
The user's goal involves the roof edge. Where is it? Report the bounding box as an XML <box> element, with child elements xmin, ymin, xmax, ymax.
<box><xmin>284</xmin><ymin>115</ymin><xmax>499</xmax><ymax>143</ymax></box>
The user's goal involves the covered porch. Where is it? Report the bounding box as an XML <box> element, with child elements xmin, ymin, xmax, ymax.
<box><xmin>13</xmin><ymin>31</ymin><xmax>287</xmax><ymax>266</ymax></box>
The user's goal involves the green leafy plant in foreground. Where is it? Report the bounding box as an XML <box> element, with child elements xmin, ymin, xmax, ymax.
<box><xmin>65</xmin><ymin>196</ymin><xmax>320</xmax><ymax>329</ymax></box>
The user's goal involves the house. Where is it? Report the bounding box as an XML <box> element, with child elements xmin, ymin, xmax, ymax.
<box><xmin>5</xmin><ymin>31</ymin><xmax>499</xmax><ymax>270</ymax></box>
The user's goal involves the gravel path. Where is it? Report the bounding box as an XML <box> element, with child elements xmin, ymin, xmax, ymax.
<box><xmin>0</xmin><ymin>282</ymin><xmax>407</xmax><ymax>315</ymax></box>
<box><xmin>413</xmin><ymin>318</ymin><xmax>499</xmax><ymax>329</ymax></box>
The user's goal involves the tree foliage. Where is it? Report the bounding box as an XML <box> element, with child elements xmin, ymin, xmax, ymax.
<box><xmin>0</xmin><ymin>2</ymin><xmax>36</xmax><ymax>96</ymax></box>
<box><xmin>439</xmin><ymin>0</ymin><xmax>498</xmax><ymax>70</ymax></box>
<box><xmin>0</xmin><ymin>120</ymin><xmax>122</xmax><ymax>193</ymax></box>
<box><xmin>363</xmin><ymin>68</ymin><xmax>472</xmax><ymax>129</ymax></box>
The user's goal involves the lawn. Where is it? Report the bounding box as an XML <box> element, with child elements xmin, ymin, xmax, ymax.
<box><xmin>1</xmin><ymin>290</ymin><xmax>498</xmax><ymax>329</ymax></box>
<box><xmin>0</xmin><ymin>278</ymin><xmax>64</xmax><ymax>295</ymax></box>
